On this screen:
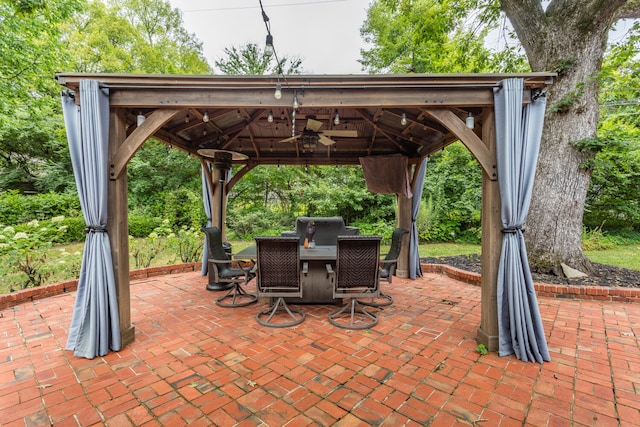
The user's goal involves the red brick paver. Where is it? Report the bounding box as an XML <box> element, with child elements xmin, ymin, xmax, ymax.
<box><xmin>1</xmin><ymin>271</ymin><xmax>639</xmax><ymax>426</ymax></box>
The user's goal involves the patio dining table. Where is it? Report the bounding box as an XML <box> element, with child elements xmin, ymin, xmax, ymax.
<box><xmin>234</xmin><ymin>245</ymin><xmax>340</xmax><ymax>304</ymax></box>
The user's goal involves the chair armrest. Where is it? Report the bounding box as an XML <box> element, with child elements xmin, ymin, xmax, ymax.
<box><xmin>211</xmin><ymin>258</ymin><xmax>255</xmax><ymax>275</ymax></box>
<box><xmin>380</xmin><ymin>258</ymin><xmax>398</xmax><ymax>266</ymax></box>
<box><xmin>325</xmin><ymin>263</ymin><xmax>334</xmax><ymax>281</ymax></box>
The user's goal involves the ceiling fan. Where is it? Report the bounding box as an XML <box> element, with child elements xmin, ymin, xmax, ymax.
<box><xmin>279</xmin><ymin>117</ymin><xmax>357</xmax><ymax>146</ymax></box>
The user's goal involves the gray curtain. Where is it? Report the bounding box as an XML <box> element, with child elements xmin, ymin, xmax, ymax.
<box><xmin>201</xmin><ymin>163</ymin><xmax>213</xmax><ymax>276</ymax></box>
<box><xmin>409</xmin><ymin>158</ymin><xmax>428</xmax><ymax>279</ymax></box>
<box><xmin>62</xmin><ymin>80</ymin><xmax>121</xmax><ymax>359</ymax></box>
<box><xmin>494</xmin><ymin>78</ymin><xmax>550</xmax><ymax>363</ymax></box>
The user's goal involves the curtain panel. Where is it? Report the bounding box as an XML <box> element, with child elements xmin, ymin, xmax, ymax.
<box><xmin>62</xmin><ymin>80</ymin><xmax>121</xmax><ymax>359</ymax></box>
<box><xmin>494</xmin><ymin>78</ymin><xmax>550</xmax><ymax>363</ymax></box>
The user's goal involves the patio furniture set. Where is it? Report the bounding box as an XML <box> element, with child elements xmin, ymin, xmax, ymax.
<box><xmin>202</xmin><ymin>217</ymin><xmax>408</xmax><ymax>330</ymax></box>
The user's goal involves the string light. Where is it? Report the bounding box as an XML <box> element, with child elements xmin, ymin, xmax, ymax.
<box><xmin>203</xmin><ymin>111</ymin><xmax>209</xmax><ymax>122</ymax></box>
<box><xmin>259</xmin><ymin>0</ymin><xmax>285</xmax><ymax>101</ymax></box>
<box><xmin>466</xmin><ymin>112</ymin><xmax>474</xmax><ymax>129</ymax></box>
<box><xmin>334</xmin><ymin>110</ymin><xmax>340</xmax><ymax>125</ymax></box>
<box><xmin>267</xmin><ymin>110</ymin><xmax>274</xmax><ymax>123</ymax></box>
<box><xmin>401</xmin><ymin>113</ymin><xmax>407</xmax><ymax>126</ymax></box>
<box><xmin>274</xmin><ymin>82</ymin><xmax>282</xmax><ymax>99</ymax></box>
<box><xmin>265</xmin><ymin>34</ymin><xmax>274</xmax><ymax>56</ymax></box>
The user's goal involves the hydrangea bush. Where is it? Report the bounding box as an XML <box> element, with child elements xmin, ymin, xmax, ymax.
<box><xmin>0</xmin><ymin>217</ymin><xmax>68</xmax><ymax>291</ymax></box>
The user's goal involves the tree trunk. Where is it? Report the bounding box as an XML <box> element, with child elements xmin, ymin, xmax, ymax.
<box><xmin>500</xmin><ymin>0</ymin><xmax>628</xmax><ymax>275</ymax></box>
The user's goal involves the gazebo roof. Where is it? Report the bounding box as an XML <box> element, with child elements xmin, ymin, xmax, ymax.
<box><xmin>56</xmin><ymin>73</ymin><xmax>555</xmax><ymax>167</ymax></box>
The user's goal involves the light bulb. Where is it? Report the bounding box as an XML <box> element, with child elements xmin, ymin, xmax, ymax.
<box><xmin>401</xmin><ymin>113</ymin><xmax>407</xmax><ymax>126</ymax></box>
<box><xmin>267</xmin><ymin>110</ymin><xmax>274</xmax><ymax>123</ymax></box>
<box><xmin>184</xmin><ymin>113</ymin><xmax>190</xmax><ymax>123</ymax></box>
<box><xmin>203</xmin><ymin>111</ymin><xmax>209</xmax><ymax>122</ymax></box>
<box><xmin>293</xmin><ymin>95</ymin><xmax>299</xmax><ymax>109</ymax></box>
<box><xmin>466</xmin><ymin>112</ymin><xmax>474</xmax><ymax>129</ymax></box>
<box><xmin>334</xmin><ymin>111</ymin><xmax>340</xmax><ymax>125</ymax></box>
<box><xmin>137</xmin><ymin>112</ymin><xmax>145</xmax><ymax>127</ymax></box>
<box><xmin>265</xmin><ymin>34</ymin><xmax>274</xmax><ymax>57</ymax></box>
<box><xmin>274</xmin><ymin>83</ymin><xmax>282</xmax><ymax>99</ymax></box>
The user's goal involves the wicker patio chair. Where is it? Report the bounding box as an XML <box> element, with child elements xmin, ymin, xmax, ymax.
<box><xmin>254</xmin><ymin>236</ymin><xmax>306</xmax><ymax>327</ymax></box>
<box><xmin>327</xmin><ymin>235</ymin><xmax>382</xmax><ymax>329</ymax></box>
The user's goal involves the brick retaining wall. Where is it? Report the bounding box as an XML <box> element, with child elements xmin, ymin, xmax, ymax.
<box><xmin>1</xmin><ymin>262</ymin><xmax>638</xmax><ymax>310</ymax></box>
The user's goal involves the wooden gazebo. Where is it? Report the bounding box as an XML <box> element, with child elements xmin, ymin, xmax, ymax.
<box><xmin>56</xmin><ymin>72</ymin><xmax>555</xmax><ymax>354</ymax></box>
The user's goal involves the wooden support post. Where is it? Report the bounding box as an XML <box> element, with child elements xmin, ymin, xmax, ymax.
<box><xmin>476</xmin><ymin>109</ymin><xmax>501</xmax><ymax>352</ymax></box>
<box><xmin>209</xmin><ymin>151</ymin><xmax>232</xmax><ymax>240</ymax></box>
<box><xmin>395</xmin><ymin>161</ymin><xmax>415</xmax><ymax>278</ymax></box>
<box><xmin>108</xmin><ymin>109</ymin><xmax>135</xmax><ymax>348</ymax></box>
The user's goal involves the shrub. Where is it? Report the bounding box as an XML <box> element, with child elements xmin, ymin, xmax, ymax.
<box><xmin>0</xmin><ymin>190</ymin><xmax>81</xmax><ymax>224</ymax></box>
<box><xmin>163</xmin><ymin>188</ymin><xmax>204</xmax><ymax>230</ymax></box>
<box><xmin>129</xmin><ymin>215</ymin><xmax>162</xmax><ymax>238</ymax></box>
<box><xmin>168</xmin><ymin>226</ymin><xmax>204</xmax><ymax>263</ymax></box>
<box><xmin>0</xmin><ymin>218</ymin><xmax>68</xmax><ymax>291</ymax></box>
<box><xmin>226</xmin><ymin>209</ymin><xmax>294</xmax><ymax>239</ymax></box>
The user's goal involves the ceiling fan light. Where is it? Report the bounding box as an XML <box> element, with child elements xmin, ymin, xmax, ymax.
<box><xmin>302</xmin><ymin>133</ymin><xmax>318</xmax><ymax>150</ymax></box>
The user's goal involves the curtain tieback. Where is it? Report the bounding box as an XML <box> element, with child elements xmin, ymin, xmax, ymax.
<box><xmin>502</xmin><ymin>226</ymin><xmax>524</xmax><ymax>234</ymax></box>
<box><xmin>85</xmin><ymin>225</ymin><xmax>107</xmax><ymax>233</ymax></box>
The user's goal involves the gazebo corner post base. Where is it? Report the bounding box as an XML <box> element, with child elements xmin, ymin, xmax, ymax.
<box><xmin>476</xmin><ymin>327</ymin><xmax>499</xmax><ymax>352</ymax></box>
<box><xmin>120</xmin><ymin>325</ymin><xmax>136</xmax><ymax>348</ymax></box>
<box><xmin>395</xmin><ymin>269</ymin><xmax>409</xmax><ymax>278</ymax></box>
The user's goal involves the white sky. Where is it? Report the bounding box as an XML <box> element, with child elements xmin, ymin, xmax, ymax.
<box><xmin>167</xmin><ymin>0</ymin><xmax>372</xmax><ymax>74</ymax></box>
<box><xmin>167</xmin><ymin>1</ymin><xmax>636</xmax><ymax>75</ymax></box>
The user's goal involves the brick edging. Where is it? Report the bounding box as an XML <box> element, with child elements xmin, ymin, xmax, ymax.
<box><xmin>0</xmin><ymin>262</ymin><xmax>203</xmax><ymax>310</ymax></box>
<box><xmin>2</xmin><ymin>262</ymin><xmax>638</xmax><ymax>310</ymax></box>
<box><xmin>422</xmin><ymin>263</ymin><xmax>640</xmax><ymax>303</ymax></box>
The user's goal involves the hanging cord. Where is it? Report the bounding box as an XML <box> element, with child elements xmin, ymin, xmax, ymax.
<box><xmin>258</xmin><ymin>0</ymin><xmax>285</xmax><ymax>80</ymax></box>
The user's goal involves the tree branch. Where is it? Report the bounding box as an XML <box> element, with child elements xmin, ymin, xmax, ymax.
<box><xmin>616</xmin><ymin>0</ymin><xmax>640</xmax><ymax>19</ymax></box>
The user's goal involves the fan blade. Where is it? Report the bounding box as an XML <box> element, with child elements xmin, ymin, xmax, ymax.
<box><xmin>279</xmin><ymin>134</ymin><xmax>301</xmax><ymax>143</ymax></box>
<box><xmin>306</xmin><ymin>118</ymin><xmax>324</xmax><ymax>132</ymax></box>
<box><xmin>322</xmin><ymin>129</ymin><xmax>358</xmax><ymax>137</ymax></box>
<box><xmin>318</xmin><ymin>134</ymin><xmax>336</xmax><ymax>146</ymax></box>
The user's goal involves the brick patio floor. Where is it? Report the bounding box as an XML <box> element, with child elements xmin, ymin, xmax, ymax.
<box><xmin>1</xmin><ymin>271</ymin><xmax>639</xmax><ymax>426</ymax></box>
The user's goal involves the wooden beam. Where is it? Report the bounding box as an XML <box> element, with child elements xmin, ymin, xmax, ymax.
<box><xmin>424</xmin><ymin>109</ymin><xmax>497</xmax><ymax>180</ymax></box>
<box><xmin>109</xmin><ymin>108</ymin><xmax>181</xmax><ymax>179</ymax></box>
<box><xmin>227</xmin><ymin>162</ymin><xmax>257</xmax><ymax>192</ymax></box>
<box><xmin>108</xmin><ymin>87</ymin><xmax>498</xmax><ymax>108</ymax></box>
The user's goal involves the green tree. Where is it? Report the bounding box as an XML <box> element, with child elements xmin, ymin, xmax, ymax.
<box><xmin>360</xmin><ymin>0</ymin><xmax>640</xmax><ymax>273</ymax></box>
<box><xmin>585</xmin><ymin>25</ymin><xmax>640</xmax><ymax>230</ymax></box>
<box><xmin>421</xmin><ymin>142</ymin><xmax>483</xmax><ymax>242</ymax></box>
<box><xmin>501</xmin><ymin>0</ymin><xmax>640</xmax><ymax>273</ymax></box>
<box><xmin>67</xmin><ymin>0</ymin><xmax>211</xmax><ymax>74</ymax></box>
<box><xmin>0</xmin><ymin>0</ymin><xmax>84</xmax><ymax>193</ymax></box>
<box><xmin>360</xmin><ymin>0</ymin><xmax>505</xmax><ymax>73</ymax></box>
<box><xmin>214</xmin><ymin>42</ymin><xmax>303</xmax><ymax>75</ymax></box>
<box><xmin>64</xmin><ymin>0</ymin><xmax>212</xmax><ymax>219</ymax></box>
